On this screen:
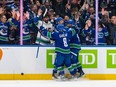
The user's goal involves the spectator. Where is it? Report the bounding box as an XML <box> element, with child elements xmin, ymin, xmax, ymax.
<box><xmin>98</xmin><ymin>21</ymin><xmax>109</xmax><ymax>45</ymax></box>
<box><xmin>51</xmin><ymin>0</ymin><xmax>66</xmax><ymax>17</ymax></box>
<box><xmin>81</xmin><ymin>19</ymin><xmax>95</xmax><ymax>45</ymax></box>
<box><xmin>0</xmin><ymin>14</ymin><xmax>10</xmax><ymax>44</ymax></box>
<box><xmin>22</xmin><ymin>11</ymin><xmax>33</xmax><ymax>45</ymax></box>
<box><xmin>98</xmin><ymin>1</ymin><xmax>116</xmax><ymax>45</ymax></box>
<box><xmin>109</xmin><ymin>16</ymin><xmax>116</xmax><ymax>45</ymax></box>
<box><xmin>34</xmin><ymin>9</ymin><xmax>54</xmax><ymax>45</ymax></box>
<box><xmin>0</xmin><ymin>0</ymin><xmax>20</xmax><ymax>45</ymax></box>
<box><xmin>23</xmin><ymin>0</ymin><xmax>96</xmax><ymax>45</ymax></box>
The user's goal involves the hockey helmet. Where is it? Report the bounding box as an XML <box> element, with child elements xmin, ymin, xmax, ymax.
<box><xmin>67</xmin><ymin>19</ymin><xmax>75</xmax><ymax>26</ymax></box>
<box><xmin>56</xmin><ymin>24</ymin><xmax>65</xmax><ymax>32</ymax></box>
<box><xmin>56</xmin><ymin>17</ymin><xmax>63</xmax><ymax>23</ymax></box>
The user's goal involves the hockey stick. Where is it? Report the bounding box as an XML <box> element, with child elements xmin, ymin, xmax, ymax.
<box><xmin>36</xmin><ymin>7</ymin><xmax>48</xmax><ymax>58</ymax></box>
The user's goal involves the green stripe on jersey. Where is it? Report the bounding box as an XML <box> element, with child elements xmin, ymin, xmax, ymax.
<box><xmin>55</xmin><ymin>47</ymin><xmax>70</xmax><ymax>54</ymax></box>
<box><xmin>70</xmin><ymin>44</ymin><xmax>81</xmax><ymax>49</ymax></box>
<box><xmin>23</xmin><ymin>35</ymin><xmax>31</xmax><ymax>40</ymax></box>
<box><xmin>0</xmin><ymin>36</ymin><xmax>8</xmax><ymax>41</ymax></box>
<box><xmin>47</xmin><ymin>32</ymin><xmax>51</xmax><ymax>38</ymax></box>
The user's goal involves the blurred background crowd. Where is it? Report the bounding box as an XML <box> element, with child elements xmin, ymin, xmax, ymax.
<box><xmin>0</xmin><ymin>0</ymin><xmax>115</xmax><ymax>45</ymax></box>
<box><xmin>98</xmin><ymin>0</ymin><xmax>116</xmax><ymax>45</ymax></box>
<box><xmin>0</xmin><ymin>0</ymin><xmax>20</xmax><ymax>44</ymax></box>
<box><xmin>23</xmin><ymin>0</ymin><xmax>96</xmax><ymax>45</ymax></box>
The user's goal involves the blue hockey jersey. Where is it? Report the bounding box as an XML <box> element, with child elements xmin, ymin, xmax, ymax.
<box><xmin>81</xmin><ymin>27</ymin><xmax>95</xmax><ymax>45</ymax></box>
<box><xmin>23</xmin><ymin>19</ymin><xmax>32</xmax><ymax>41</ymax></box>
<box><xmin>69</xmin><ymin>27</ymin><xmax>81</xmax><ymax>50</ymax></box>
<box><xmin>0</xmin><ymin>21</ymin><xmax>10</xmax><ymax>42</ymax></box>
<box><xmin>98</xmin><ymin>27</ymin><xmax>109</xmax><ymax>45</ymax></box>
<box><xmin>40</xmin><ymin>26</ymin><xmax>76</xmax><ymax>54</ymax></box>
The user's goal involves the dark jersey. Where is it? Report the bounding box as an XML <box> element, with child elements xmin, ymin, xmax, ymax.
<box><xmin>40</xmin><ymin>26</ymin><xmax>76</xmax><ymax>54</ymax></box>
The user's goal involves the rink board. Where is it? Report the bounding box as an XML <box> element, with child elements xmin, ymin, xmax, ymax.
<box><xmin>0</xmin><ymin>46</ymin><xmax>116</xmax><ymax>80</ymax></box>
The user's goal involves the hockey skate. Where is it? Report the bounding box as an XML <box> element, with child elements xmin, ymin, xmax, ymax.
<box><xmin>68</xmin><ymin>75</ymin><xmax>78</xmax><ymax>81</ymax></box>
<box><xmin>57</xmin><ymin>75</ymin><xmax>68</xmax><ymax>81</ymax></box>
<box><xmin>52</xmin><ymin>72</ymin><xmax>58</xmax><ymax>80</ymax></box>
<box><xmin>76</xmin><ymin>70</ymin><xmax>85</xmax><ymax>78</ymax></box>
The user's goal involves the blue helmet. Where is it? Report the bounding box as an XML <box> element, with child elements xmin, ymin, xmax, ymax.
<box><xmin>56</xmin><ymin>24</ymin><xmax>65</xmax><ymax>32</ymax></box>
<box><xmin>67</xmin><ymin>19</ymin><xmax>75</xmax><ymax>26</ymax></box>
<box><xmin>56</xmin><ymin>17</ymin><xmax>63</xmax><ymax>24</ymax></box>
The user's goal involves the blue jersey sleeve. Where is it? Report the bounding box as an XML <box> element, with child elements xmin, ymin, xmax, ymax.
<box><xmin>33</xmin><ymin>15</ymin><xmax>42</xmax><ymax>26</ymax></box>
<box><xmin>8</xmin><ymin>18</ymin><xmax>19</xmax><ymax>28</ymax></box>
<box><xmin>40</xmin><ymin>26</ymin><xmax>56</xmax><ymax>39</ymax></box>
<box><xmin>68</xmin><ymin>28</ymin><xmax>76</xmax><ymax>38</ymax></box>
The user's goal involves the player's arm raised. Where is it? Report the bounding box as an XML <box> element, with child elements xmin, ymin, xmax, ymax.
<box><xmin>39</xmin><ymin>26</ymin><xmax>56</xmax><ymax>39</ymax></box>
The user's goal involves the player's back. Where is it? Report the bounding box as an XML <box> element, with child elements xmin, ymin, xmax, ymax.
<box><xmin>54</xmin><ymin>31</ymin><xmax>70</xmax><ymax>49</ymax></box>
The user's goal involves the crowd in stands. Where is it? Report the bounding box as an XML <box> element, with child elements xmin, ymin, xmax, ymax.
<box><xmin>23</xmin><ymin>0</ymin><xmax>96</xmax><ymax>45</ymax></box>
<box><xmin>98</xmin><ymin>0</ymin><xmax>116</xmax><ymax>45</ymax></box>
<box><xmin>0</xmin><ymin>0</ymin><xmax>115</xmax><ymax>45</ymax></box>
<box><xmin>0</xmin><ymin>0</ymin><xmax>20</xmax><ymax>44</ymax></box>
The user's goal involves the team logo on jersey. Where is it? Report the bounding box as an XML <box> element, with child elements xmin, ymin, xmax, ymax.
<box><xmin>0</xmin><ymin>29</ymin><xmax>7</xmax><ymax>35</ymax></box>
<box><xmin>0</xmin><ymin>49</ymin><xmax>3</xmax><ymax>61</ymax></box>
<box><xmin>107</xmin><ymin>50</ymin><xmax>116</xmax><ymax>68</ymax></box>
<box><xmin>46</xmin><ymin>49</ymin><xmax>98</xmax><ymax>68</ymax></box>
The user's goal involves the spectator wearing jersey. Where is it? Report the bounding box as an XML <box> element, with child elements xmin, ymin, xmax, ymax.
<box><xmin>109</xmin><ymin>15</ymin><xmax>116</xmax><ymax>45</ymax></box>
<box><xmin>81</xmin><ymin>19</ymin><xmax>95</xmax><ymax>45</ymax></box>
<box><xmin>98</xmin><ymin>21</ymin><xmax>109</xmax><ymax>45</ymax></box>
<box><xmin>34</xmin><ymin>9</ymin><xmax>54</xmax><ymax>45</ymax></box>
<box><xmin>23</xmin><ymin>12</ymin><xmax>33</xmax><ymax>45</ymax></box>
<box><xmin>0</xmin><ymin>14</ymin><xmax>10</xmax><ymax>44</ymax></box>
<box><xmin>74</xmin><ymin>12</ymin><xmax>85</xmax><ymax>34</ymax></box>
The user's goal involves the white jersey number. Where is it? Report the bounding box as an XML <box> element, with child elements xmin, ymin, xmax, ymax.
<box><xmin>63</xmin><ymin>38</ymin><xmax>68</xmax><ymax>47</ymax></box>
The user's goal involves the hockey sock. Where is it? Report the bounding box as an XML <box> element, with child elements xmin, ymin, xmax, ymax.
<box><xmin>53</xmin><ymin>66</ymin><xmax>57</xmax><ymax>73</ymax></box>
<box><xmin>68</xmin><ymin>65</ymin><xmax>76</xmax><ymax>75</ymax></box>
<box><xmin>57</xmin><ymin>66</ymin><xmax>64</xmax><ymax>76</ymax></box>
<box><xmin>77</xmin><ymin>62</ymin><xmax>82</xmax><ymax>71</ymax></box>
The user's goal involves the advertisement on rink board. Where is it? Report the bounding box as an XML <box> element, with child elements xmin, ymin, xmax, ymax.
<box><xmin>107</xmin><ymin>50</ymin><xmax>116</xmax><ymax>68</ymax></box>
<box><xmin>0</xmin><ymin>46</ymin><xmax>116</xmax><ymax>80</ymax></box>
<box><xmin>46</xmin><ymin>49</ymin><xmax>98</xmax><ymax>68</ymax></box>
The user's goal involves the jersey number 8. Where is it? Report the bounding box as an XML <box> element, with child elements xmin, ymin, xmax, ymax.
<box><xmin>63</xmin><ymin>38</ymin><xmax>68</xmax><ymax>47</ymax></box>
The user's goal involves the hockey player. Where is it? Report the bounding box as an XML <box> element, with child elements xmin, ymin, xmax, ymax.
<box><xmin>66</xmin><ymin>19</ymin><xmax>85</xmax><ymax>78</ymax></box>
<box><xmin>52</xmin><ymin>19</ymin><xmax>85</xmax><ymax>79</ymax></box>
<box><xmin>55</xmin><ymin>17</ymin><xmax>64</xmax><ymax>28</ymax></box>
<box><xmin>39</xmin><ymin>24</ymin><xmax>76</xmax><ymax>80</ymax></box>
<box><xmin>52</xmin><ymin>17</ymin><xmax>67</xmax><ymax>79</ymax></box>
